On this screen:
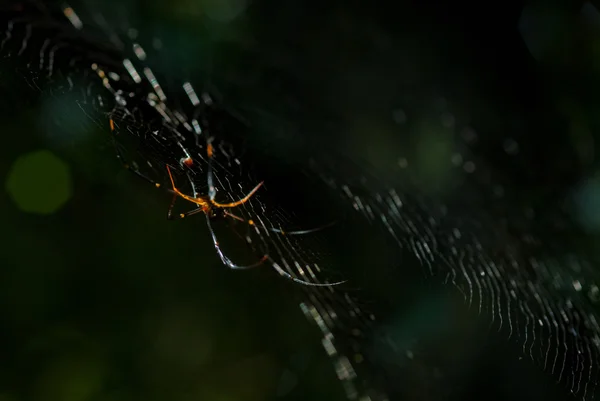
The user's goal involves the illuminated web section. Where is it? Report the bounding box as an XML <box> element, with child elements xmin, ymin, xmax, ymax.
<box><xmin>307</xmin><ymin>101</ymin><xmax>600</xmax><ymax>400</ymax></box>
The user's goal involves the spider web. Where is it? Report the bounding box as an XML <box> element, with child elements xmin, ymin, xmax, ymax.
<box><xmin>3</xmin><ymin>1</ymin><xmax>600</xmax><ymax>401</ymax></box>
<box><xmin>305</xmin><ymin>129</ymin><xmax>600</xmax><ymax>400</ymax></box>
<box><xmin>219</xmin><ymin>2</ymin><xmax>600</xmax><ymax>399</ymax></box>
<box><xmin>0</xmin><ymin>6</ymin><xmax>366</xmax><ymax>398</ymax></box>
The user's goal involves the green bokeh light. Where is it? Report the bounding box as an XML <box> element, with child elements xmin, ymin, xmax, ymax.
<box><xmin>5</xmin><ymin>149</ymin><xmax>72</xmax><ymax>214</ymax></box>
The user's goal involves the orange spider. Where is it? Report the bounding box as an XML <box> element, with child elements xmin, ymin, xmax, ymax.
<box><xmin>111</xmin><ymin>118</ymin><xmax>342</xmax><ymax>286</ymax></box>
<box><xmin>165</xmin><ymin>164</ymin><xmax>344</xmax><ymax>287</ymax></box>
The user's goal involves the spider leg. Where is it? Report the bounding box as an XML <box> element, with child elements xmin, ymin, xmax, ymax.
<box><xmin>264</xmin><ymin>220</ymin><xmax>337</xmax><ymax>235</ymax></box>
<box><xmin>206</xmin><ymin>136</ymin><xmax>217</xmax><ymax>201</ymax></box>
<box><xmin>205</xmin><ymin>213</ymin><xmax>268</xmax><ymax>270</ymax></box>
<box><xmin>212</xmin><ymin>213</ymin><xmax>346</xmax><ymax>286</ymax></box>
<box><xmin>222</xmin><ymin>210</ymin><xmax>336</xmax><ymax>235</ymax></box>
<box><xmin>206</xmin><ymin>214</ymin><xmax>344</xmax><ymax>286</ymax></box>
<box><xmin>169</xmin><ymin>207</ymin><xmax>207</xmax><ymax>220</ymax></box>
<box><xmin>166</xmin><ymin>193</ymin><xmax>207</xmax><ymax>220</ymax></box>
<box><xmin>210</xmin><ymin>181</ymin><xmax>263</xmax><ymax>208</ymax></box>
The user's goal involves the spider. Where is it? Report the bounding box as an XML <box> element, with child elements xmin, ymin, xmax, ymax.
<box><xmin>109</xmin><ymin>117</ymin><xmax>342</xmax><ymax>287</ymax></box>
<box><xmin>165</xmin><ymin>161</ymin><xmax>344</xmax><ymax>287</ymax></box>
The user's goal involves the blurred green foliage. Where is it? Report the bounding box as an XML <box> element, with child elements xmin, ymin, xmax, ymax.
<box><xmin>5</xmin><ymin>150</ymin><xmax>72</xmax><ymax>215</ymax></box>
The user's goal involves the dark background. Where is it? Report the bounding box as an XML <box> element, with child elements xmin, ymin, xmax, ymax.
<box><xmin>2</xmin><ymin>0</ymin><xmax>600</xmax><ymax>400</ymax></box>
